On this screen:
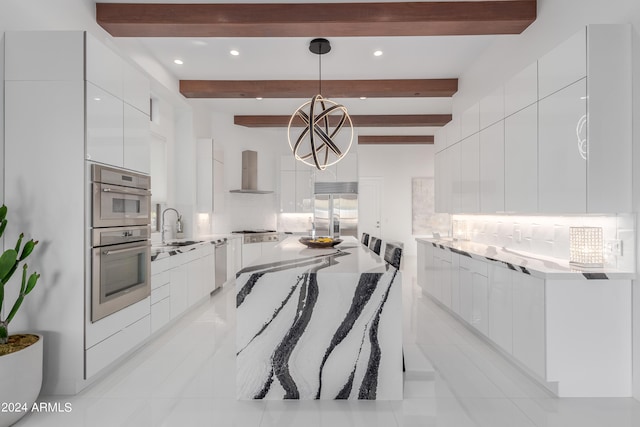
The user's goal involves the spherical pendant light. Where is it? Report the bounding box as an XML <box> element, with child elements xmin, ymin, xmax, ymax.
<box><xmin>287</xmin><ymin>39</ymin><xmax>353</xmax><ymax>171</ymax></box>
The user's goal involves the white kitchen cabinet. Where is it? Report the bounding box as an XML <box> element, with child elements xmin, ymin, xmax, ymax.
<box><xmin>488</xmin><ymin>265</ymin><xmax>513</xmax><ymax>354</ymax></box>
<box><xmin>504</xmin><ymin>61</ymin><xmax>538</xmax><ymax>117</ymax></box>
<box><xmin>314</xmin><ymin>163</ymin><xmax>337</xmax><ymax>182</ymax></box>
<box><xmin>242</xmin><ymin>243</ymin><xmax>262</xmax><ymax>268</ymax></box>
<box><xmin>197</xmin><ymin>139</ymin><xmax>214</xmax><ymax>212</ymax></box>
<box><xmin>538</xmin><ymin>28</ymin><xmax>586</xmax><ymax>100</ymax></box>
<box><xmin>450</xmin><ymin>253</ymin><xmax>460</xmax><ymax>315</ymax></box>
<box><xmin>460</xmin><ymin>256</ymin><xmax>488</xmax><ymax>335</ymax></box>
<box><xmin>213</xmin><ymin>155</ymin><xmax>225</xmax><ymax>214</ymax></box>
<box><xmin>458</xmin><ymin>264</ymin><xmax>473</xmax><ymax>324</ymax></box>
<box><xmin>449</xmin><ymin>142</ymin><xmax>461</xmax><ymax>214</ymax></box>
<box><xmin>479</xmin><ymin>85</ymin><xmax>504</xmax><ymax>130</ymax></box>
<box><xmin>169</xmin><ymin>265</ymin><xmax>188</xmax><ymax>319</ymax></box>
<box><xmin>538</xmin><ymin>79</ymin><xmax>587</xmax><ymax>213</ymax></box>
<box><xmin>86</xmin><ymin>34</ymin><xmax>123</xmax><ymax>99</ymax></box>
<box><xmin>227</xmin><ymin>237</ymin><xmax>242</xmax><ymax>280</ymax></box>
<box><xmin>512</xmin><ymin>273</ymin><xmax>546</xmax><ymax>379</ymax></box>
<box><xmin>434</xmin><ymin>248</ymin><xmax>452</xmax><ymax>308</ymax></box>
<box><xmin>434</xmin><ymin>150</ymin><xmax>445</xmax><ymax>213</ymax></box>
<box><xmin>479</xmin><ymin>121</ymin><xmax>505</xmax><ymax>213</ymax></box>
<box><xmin>280</xmin><ymin>155</ymin><xmax>314</xmax><ymax>213</ymax></box>
<box><xmin>295</xmin><ymin>170</ymin><xmax>313</xmax><ymax>212</ymax></box>
<box><xmin>123</xmin><ymin>62</ymin><xmax>150</xmax><ymax>115</ymax></box>
<box><xmin>85</xmin><ymin>314</ymin><xmax>150</xmax><ymax>378</ymax></box>
<box><xmin>472</xmin><ymin>271</ymin><xmax>489</xmax><ymax>335</ymax></box>
<box><xmin>86</xmin><ymin>82</ymin><xmax>124</xmax><ymax>167</ymax></box>
<box><xmin>585</xmin><ymin>25</ymin><xmax>632</xmax><ymax>213</ymax></box>
<box><xmin>123</xmin><ymin>103</ymin><xmax>150</xmax><ymax>173</ymax></box>
<box><xmin>434</xmin><ymin>126</ymin><xmax>446</xmax><ymax>153</ymax></box>
<box><xmin>460</xmin><ymin>102</ymin><xmax>479</xmax><ymax>139</ymax></box>
<box><xmin>459</xmin><ymin>134</ymin><xmax>480</xmax><ymax>213</ymax></box>
<box><xmin>187</xmin><ymin>258</ymin><xmax>204</xmax><ymax>306</ymax></box>
<box><xmin>203</xmin><ymin>253</ymin><xmax>216</xmax><ymax>294</ymax></box>
<box><xmin>446</xmin><ymin>116</ymin><xmax>461</xmax><ymax>146</ymax></box>
<box><xmin>504</xmin><ymin>103</ymin><xmax>538</xmax><ymax>212</ymax></box>
<box><xmin>417</xmin><ymin>241</ymin><xmax>434</xmax><ymax>296</ymax></box>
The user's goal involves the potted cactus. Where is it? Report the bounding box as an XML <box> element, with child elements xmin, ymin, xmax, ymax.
<box><xmin>0</xmin><ymin>205</ymin><xmax>42</xmax><ymax>427</ymax></box>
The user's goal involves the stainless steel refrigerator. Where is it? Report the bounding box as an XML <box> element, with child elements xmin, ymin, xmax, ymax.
<box><xmin>314</xmin><ymin>182</ymin><xmax>358</xmax><ymax>238</ymax></box>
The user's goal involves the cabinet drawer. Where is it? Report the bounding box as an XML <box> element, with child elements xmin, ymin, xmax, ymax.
<box><xmin>151</xmin><ymin>282</ymin><xmax>170</xmax><ymax>304</ymax></box>
<box><xmin>151</xmin><ymin>297</ymin><xmax>171</xmax><ymax>333</ymax></box>
<box><xmin>459</xmin><ymin>256</ymin><xmax>488</xmax><ymax>277</ymax></box>
<box><xmin>151</xmin><ymin>270</ymin><xmax>170</xmax><ymax>290</ymax></box>
<box><xmin>86</xmin><ymin>315</ymin><xmax>150</xmax><ymax>378</ymax></box>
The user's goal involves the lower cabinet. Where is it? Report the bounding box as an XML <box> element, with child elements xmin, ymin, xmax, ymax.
<box><xmin>488</xmin><ymin>265</ymin><xmax>513</xmax><ymax>353</ymax></box>
<box><xmin>512</xmin><ymin>273</ymin><xmax>545</xmax><ymax>378</ymax></box>
<box><xmin>418</xmin><ymin>241</ymin><xmax>632</xmax><ymax>396</ymax></box>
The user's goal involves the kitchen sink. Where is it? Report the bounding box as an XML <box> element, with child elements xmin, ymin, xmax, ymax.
<box><xmin>162</xmin><ymin>240</ymin><xmax>204</xmax><ymax>247</ymax></box>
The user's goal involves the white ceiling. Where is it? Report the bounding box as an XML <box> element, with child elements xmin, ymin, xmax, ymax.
<box><xmin>110</xmin><ymin>0</ymin><xmax>503</xmax><ymax>128</ymax></box>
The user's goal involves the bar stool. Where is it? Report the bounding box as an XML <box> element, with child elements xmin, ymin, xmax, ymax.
<box><xmin>361</xmin><ymin>233</ymin><xmax>370</xmax><ymax>246</ymax></box>
<box><xmin>369</xmin><ymin>236</ymin><xmax>382</xmax><ymax>255</ymax></box>
<box><xmin>383</xmin><ymin>243</ymin><xmax>403</xmax><ymax>270</ymax></box>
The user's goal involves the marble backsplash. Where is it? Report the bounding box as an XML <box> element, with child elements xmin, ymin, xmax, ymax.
<box><xmin>450</xmin><ymin>214</ymin><xmax>635</xmax><ymax>272</ymax></box>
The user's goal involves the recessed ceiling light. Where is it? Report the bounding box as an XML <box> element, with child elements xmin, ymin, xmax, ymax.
<box><xmin>192</xmin><ymin>40</ymin><xmax>208</xmax><ymax>46</ymax></box>
<box><xmin>360</xmin><ymin>96</ymin><xmax>367</xmax><ymax>100</ymax></box>
<box><xmin>174</xmin><ymin>59</ymin><xmax>184</xmax><ymax>65</ymax></box>
<box><xmin>230</xmin><ymin>50</ymin><xmax>240</xmax><ymax>56</ymax></box>
<box><xmin>256</xmin><ymin>97</ymin><xmax>263</xmax><ymax>100</ymax></box>
<box><xmin>374</xmin><ymin>50</ymin><xmax>383</xmax><ymax>57</ymax></box>
<box><xmin>93</xmin><ymin>97</ymin><xmax>101</xmax><ymax>101</ymax></box>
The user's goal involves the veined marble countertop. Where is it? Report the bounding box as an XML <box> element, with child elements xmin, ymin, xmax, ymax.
<box><xmin>150</xmin><ymin>234</ymin><xmax>239</xmax><ymax>262</ymax></box>
<box><xmin>236</xmin><ymin>236</ymin><xmax>403</xmax><ymax>400</ymax></box>
<box><xmin>416</xmin><ymin>237</ymin><xmax>635</xmax><ymax>280</ymax></box>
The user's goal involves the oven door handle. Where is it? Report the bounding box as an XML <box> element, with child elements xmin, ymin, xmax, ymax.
<box><xmin>102</xmin><ymin>186</ymin><xmax>151</xmax><ymax>196</ymax></box>
<box><xmin>103</xmin><ymin>245</ymin><xmax>149</xmax><ymax>256</ymax></box>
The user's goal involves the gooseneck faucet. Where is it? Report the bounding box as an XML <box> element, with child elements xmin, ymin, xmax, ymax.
<box><xmin>161</xmin><ymin>208</ymin><xmax>181</xmax><ymax>244</ymax></box>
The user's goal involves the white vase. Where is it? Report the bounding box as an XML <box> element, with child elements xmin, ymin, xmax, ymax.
<box><xmin>0</xmin><ymin>334</ymin><xmax>43</xmax><ymax>427</ymax></box>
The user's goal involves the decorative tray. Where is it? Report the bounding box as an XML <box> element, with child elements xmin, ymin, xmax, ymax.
<box><xmin>299</xmin><ymin>237</ymin><xmax>343</xmax><ymax>248</ymax></box>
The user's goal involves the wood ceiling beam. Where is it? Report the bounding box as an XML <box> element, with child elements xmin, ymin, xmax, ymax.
<box><xmin>234</xmin><ymin>115</ymin><xmax>451</xmax><ymax>128</ymax></box>
<box><xmin>96</xmin><ymin>1</ymin><xmax>536</xmax><ymax>37</ymax></box>
<box><xmin>180</xmin><ymin>79</ymin><xmax>458</xmax><ymax>98</ymax></box>
<box><xmin>358</xmin><ymin>135</ymin><xmax>434</xmax><ymax>145</ymax></box>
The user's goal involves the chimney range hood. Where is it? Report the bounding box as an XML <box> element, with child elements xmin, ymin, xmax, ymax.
<box><xmin>230</xmin><ymin>150</ymin><xmax>274</xmax><ymax>194</ymax></box>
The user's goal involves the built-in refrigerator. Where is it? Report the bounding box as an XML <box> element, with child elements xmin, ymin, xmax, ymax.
<box><xmin>313</xmin><ymin>182</ymin><xmax>358</xmax><ymax>238</ymax></box>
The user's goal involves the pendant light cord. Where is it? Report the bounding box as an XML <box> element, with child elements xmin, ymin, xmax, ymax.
<box><xmin>318</xmin><ymin>53</ymin><xmax>322</xmax><ymax>94</ymax></box>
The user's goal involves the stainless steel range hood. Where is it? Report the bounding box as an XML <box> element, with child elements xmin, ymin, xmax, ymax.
<box><xmin>230</xmin><ymin>150</ymin><xmax>274</xmax><ymax>194</ymax></box>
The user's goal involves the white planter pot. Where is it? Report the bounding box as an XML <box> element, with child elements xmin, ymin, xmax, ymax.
<box><xmin>0</xmin><ymin>334</ymin><xmax>43</xmax><ymax>427</ymax></box>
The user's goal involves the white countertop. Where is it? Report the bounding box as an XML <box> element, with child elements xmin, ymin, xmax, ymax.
<box><xmin>416</xmin><ymin>237</ymin><xmax>635</xmax><ymax>280</ymax></box>
<box><xmin>238</xmin><ymin>236</ymin><xmax>389</xmax><ymax>274</ymax></box>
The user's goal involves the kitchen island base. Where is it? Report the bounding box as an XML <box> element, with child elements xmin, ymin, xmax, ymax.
<box><xmin>236</xmin><ymin>237</ymin><xmax>403</xmax><ymax>400</ymax></box>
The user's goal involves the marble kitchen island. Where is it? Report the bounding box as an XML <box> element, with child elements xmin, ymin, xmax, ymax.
<box><xmin>235</xmin><ymin>236</ymin><xmax>403</xmax><ymax>400</ymax></box>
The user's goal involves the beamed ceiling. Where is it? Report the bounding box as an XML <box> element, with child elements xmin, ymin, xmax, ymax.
<box><xmin>96</xmin><ymin>1</ymin><xmax>537</xmax><ymax>144</ymax></box>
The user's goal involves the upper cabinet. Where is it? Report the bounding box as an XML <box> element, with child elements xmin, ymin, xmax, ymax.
<box><xmin>86</xmin><ymin>35</ymin><xmax>124</xmax><ymax>99</ymax></box>
<box><xmin>479</xmin><ymin>86</ymin><xmax>504</xmax><ymax>130</ymax></box>
<box><xmin>85</xmin><ymin>34</ymin><xmax>151</xmax><ymax>174</ymax></box>
<box><xmin>538</xmin><ymin>79</ymin><xmax>587</xmax><ymax>213</ymax></box>
<box><xmin>537</xmin><ymin>28</ymin><xmax>586</xmax><ymax>100</ymax></box>
<box><xmin>504</xmin><ymin>61</ymin><xmax>537</xmax><ymax>117</ymax></box>
<box><xmin>280</xmin><ymin>155</ymin><xmax>313</xmax><ymax>213</ymax></box>
<box><xmin>123</xmin><ymin>62</ymin><xmax>151</xmax><ymax>115</ymax></box>
<box><xmin>434</xmin><ymin>24</ymin><xmax>632</xmax><ymax>215</ymax></box>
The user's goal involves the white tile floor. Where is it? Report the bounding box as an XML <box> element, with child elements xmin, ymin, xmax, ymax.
<box><xmin>16</xmin><ymin>256</ymin><xmax>640</xmax><ymax>426</ymax></box>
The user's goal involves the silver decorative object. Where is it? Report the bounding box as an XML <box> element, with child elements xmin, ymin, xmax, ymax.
<box><xmin>288</xmin><ymin>39</ymin><xmax>353</xmax><ymax>171</ymax></box>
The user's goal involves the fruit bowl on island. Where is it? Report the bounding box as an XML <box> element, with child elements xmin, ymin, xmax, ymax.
<box><xmin>298</xmin><ymin>236</ymin><xmax>343</xmax><ymax>248</ymax></box>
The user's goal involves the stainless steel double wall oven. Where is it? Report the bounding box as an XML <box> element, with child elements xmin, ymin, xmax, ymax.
<box><xmin>91</xmin><ymin>165</ymin><xmax>151</xmax><ymax>322</ymax></box>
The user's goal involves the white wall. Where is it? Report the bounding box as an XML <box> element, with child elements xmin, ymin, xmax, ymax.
<box><xmin>358</xmin><ymin>144</ymin><xmax>435</xmax><ymax>256</ymax></box>
<box><xmin>200</xmin><ymin>110</ymin><xmax>287</xmax><ymax>233</ymax></box>
<box><xmin>454</xmin><ymin>0</ymin><xmax>640</xmax><ymax>400</ymax></box>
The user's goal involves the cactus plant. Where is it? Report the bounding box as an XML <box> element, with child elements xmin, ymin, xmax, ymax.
<box><xmin>0</xmin><ymin>205</ymin><xmax>40</xmax><ymax>345</ymax></box>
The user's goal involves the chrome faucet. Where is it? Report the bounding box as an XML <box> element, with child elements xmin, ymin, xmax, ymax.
<box><xmin>161</xmin><ymin>208</ymin><xmax>181</xmax><ymax>244</ymax></box>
